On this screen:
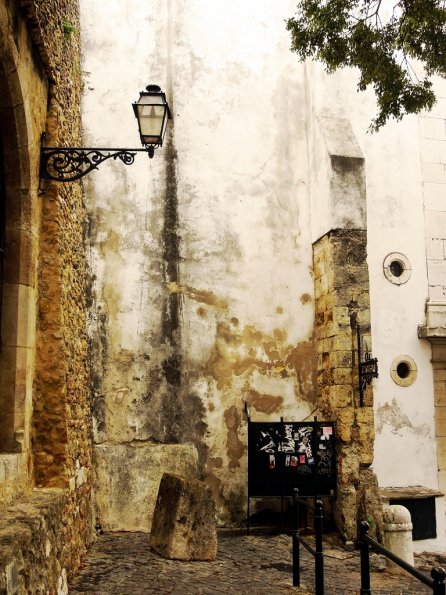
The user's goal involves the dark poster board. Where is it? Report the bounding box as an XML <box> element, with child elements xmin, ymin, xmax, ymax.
<box><xmin>248</xmin><ymin>420</ymin><xmax>336</xmax><ymax>498</ymax></box>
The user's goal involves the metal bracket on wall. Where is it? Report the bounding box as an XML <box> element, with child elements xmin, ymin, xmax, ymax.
<box><xmin>357</xmin><ymin>326</ymin><xmax>378</xmax><ymax>406</ymax></box>
<box><xmin>39</xmin><ymin>133</ymin><xmax>152</xmax><ymax>182</ymax></box>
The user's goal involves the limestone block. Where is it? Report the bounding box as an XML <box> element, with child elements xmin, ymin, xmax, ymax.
<box><xmin>356</xmin><ymin>407</ymin><xmax>374</xmax><ymax>431</ymax></box>
<box><xmin>433</xmin><ymin>344</ymin><xmax>446</xmax><ymax>362</ymax></box>
<box><xmin>436</xmin><ymin>436</ymin><xmax>446</xmax><ymax>466</ymax></box>
<box><xmin>338</xmin><ymin>446</ymin><xmax>361</xmax><ymax>483</ymax></box>
<box><xmin>1</xmin><ymin>283</ymin><xmax>36</xmax><ymax>349</ymax></box>
<box><xmin>426</xmin><ymin>210</ymin><xmax>446</xmax><ymax>239</ymax></box>
<box><xmin>358</xmin><ymin>467</ymin><xmax>384</xmax><ymax>541</ymax></box>
<box><xmin>320</xmin><ymin>337</ymin><xmax>334</xmax><ymax>352</ymax></box>
<box><xmin>335</xmin><ymin>287</ymin><xmax>370</xmax><ymax>309</ymax></box>
<box><xmin>435</xmin><ymin>368</ymin><xmax>446</xmax><ymax>381</ymax></box>
<box><xmin>334</xmin><ymin>484</ymin><xmax>357</xmax><ymax>543</ymax></box>
<box><xmin>435</xmin><ymin>406</ymin><xmax>446</xmax><ymax>437</ymax></box>
<box><xmin>332</xmin><ymin>368</ymin><xmax>353</xmax><ymax>385</ymax></box>
<box><xmin>328</xmin><ymin>384</ymin><xmax>352</xmax><ymax>408</ymax></box>
<box><xmin>336</xmin><ymin>407</ymin><xmax>355</xmax><ymax>442</ymax></box>
<box><xmin>420</xmin><ymin>116</ymin><xmax>446</xmax><ymax>140</ymax></box>
<box><xmin>0</xmin><ymin>488</ymin><xmax>74</xmax><ymax>594</ymax></box>
<box><xmin>426</xmin><ymin>301</ymin><xmax>446</xmax><ymax>329</ymax></box>
<box><xmin>94</xmin><ymin>442</ymin><xmax>199</xmax><ymax>532</ymax></box>
<box><xmin>150</xmin><ymin>473</ymin><xmax>217</xmax><ymax>561</ymax></box>
<box><xmin>332</xmin><ymin>306</ymin><xmax>350</xmax><ymax>327</ymax></box>
<box><xmin>434</xmin><ymin>380</ymin><xmax>446</xmax><ymax>406</ymax></box>
<box><xmin>332</xmin><ymin>335</ymin><xmax>353</xmax><ymax>351</ymax></box>
<box><xmin>354</xmin><ymin>409</ymin><xmax>375</xmax><ymax>465</ymax></box>
<box><xmin>330</xmin><ymin>350</ymin><xmax>353</xmax><ymax>368</ymax></box>
<box><xmin>438</xmin><ymin>470</ymin><xmax>446</xmax><ymax>494</ymax></box>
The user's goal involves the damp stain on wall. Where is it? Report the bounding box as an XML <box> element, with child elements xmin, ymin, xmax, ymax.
<box><xmin>168</xmin><ymin>281</ymin><xmax>228</xmax><ymax>310</ymax></box>
<box><xmin>376</xmin><ymin>398</ymin><xmax>431</xmax><ymax>437</ymax></box>
<box><xmin>284</xmin><ymin>341</ymin><xmax>318</xmax><ymax>404</ymax></box>
<box><xmin>242</xmin><ymin>389</ymin><xmax>284</xmax><ymax>414</ymax></box>
<box><xmin>204</xmin><ymin>319</ymin><xmax>317</xmax><ymax>406</ymax></box>
<box><xmin>224</xmin><ymin>405</ymin><xmax>245</xmax><ymax>469</ymax></box>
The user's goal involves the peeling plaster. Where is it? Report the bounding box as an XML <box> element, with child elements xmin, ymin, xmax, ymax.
<box><xmin>205</xmin><ymin>319</ymin><xmax>317</xmax><ymax>406</ymax></box>
<box><xmin>376</xmin><ymin>399</ymin><xmax>431</xmax><ymax>438</ymax></box>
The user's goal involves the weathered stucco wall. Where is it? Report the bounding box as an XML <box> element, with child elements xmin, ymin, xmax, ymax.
<box><xmin>82</xmin><ymin>0</ymin><xmax>315</xmax><ymax>528</ymax></box>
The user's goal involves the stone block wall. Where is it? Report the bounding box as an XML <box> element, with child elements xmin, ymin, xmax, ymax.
<box><xmin>313</xmin><ymin>229</ymin><xmax>383</xmax><ymax>542</ymax></box>
<box><xmin>30</xmin><ymin>0</ymin><xmax>94</xmax><ymax>573</ymax></box>
<box><xmin>432</xmin><ymin>344</ymin><xmax>446</xmax><ymax>496</ymax></box>
<box><xmin>0</xmin><ymin>489</ymin><xmax>69</xmax><ymax>594</ymax></box>
<box><xmin>0</xmin><ymin>0</ymin><xmax>94</xmax><ymax>589</ymax></box>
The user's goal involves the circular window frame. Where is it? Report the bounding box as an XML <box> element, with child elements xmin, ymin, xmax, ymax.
<box><xmin>390</xmin><ymin>355</ymin><xmax>417</xmax><ymax>387</ymax></box>
<box><xmin>383</xmin><ymin>252</ymin><xmax>411</xmax><ymax>285</ymax></box>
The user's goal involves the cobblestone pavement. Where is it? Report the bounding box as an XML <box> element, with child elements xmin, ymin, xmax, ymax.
<box><xmin>69</xmin><ymin>529</ymin><xmax>446</xmax><ymax>594</ymax></box>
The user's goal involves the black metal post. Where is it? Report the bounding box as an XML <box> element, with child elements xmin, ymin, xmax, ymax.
<box><xmin>292</xmin><ymin>488</ymin><xmax>300</xmax><ymax>587</ymax></box>
<box><xmin>432</xmin><ymin>567</ymin><xmax>446</xmax><ymax>595</ymax></box>
<box><xmin>246</xmin><ymin>403</ymin><xmax>251</xmax><ymax>536</ymax></box>
<box><xmin>357</xmin><ymin>325</ymin><xmax>364</xmax><ymax>407</ymax></box>
<box><xmin>314</xmin><ymin>499</ymin><xmax>324</xmax><ymax>595</ymax></box>
<box><xmin>359</xmin><ymin>521</ymin><xmax>371</xmax><ymax>595</ymax></box>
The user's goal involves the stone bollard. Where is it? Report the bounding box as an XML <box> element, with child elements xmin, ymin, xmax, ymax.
<box><xmin>383</xmin><ymin>505</ymin><xmax>414</xmax><ymax>574</ymax></box>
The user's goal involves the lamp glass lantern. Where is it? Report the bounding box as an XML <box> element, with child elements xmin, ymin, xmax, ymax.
<box><xmin>133</xmin><ymin>85</ymin><xmax>172</xmax><ymax>157</ymax></box>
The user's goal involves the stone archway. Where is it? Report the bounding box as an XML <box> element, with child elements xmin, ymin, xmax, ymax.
<box><xmin>0</xmin><ymin>51</ymin><xmax>34</xmax><ymax>457</ymax></box>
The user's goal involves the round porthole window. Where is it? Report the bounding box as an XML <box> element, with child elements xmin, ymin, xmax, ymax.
<box><xmin>390</xmin><ymin>355</ymin><xmax>417</xmax><ymax>387</ymax></box>
<box><xmin>383</xmin><ymin>253</ymin><xmax>411</xmax><ymax>285</ymax></box>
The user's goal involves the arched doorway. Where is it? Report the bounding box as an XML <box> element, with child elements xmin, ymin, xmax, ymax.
<box><xmin>0</xmin><ymin>57</ymin><xmax>33</xmax><ymax>455</ymax></box>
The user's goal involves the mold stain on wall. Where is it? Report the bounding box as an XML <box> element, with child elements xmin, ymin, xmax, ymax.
<box><xmin>159</xmin><ymin>133</ymin><xmax>183</xmax><ymax>439</ymax></box>
<box><xmin>168</xmin><ymin>281</ymin><xmax>228</xmax><ymax>311</ymax></box>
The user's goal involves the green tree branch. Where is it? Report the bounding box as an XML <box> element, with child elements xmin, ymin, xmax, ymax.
<box><xmin>286</xmin><ymin>0</ymin><xmax>446</xmax><ymax>130</ymax></box>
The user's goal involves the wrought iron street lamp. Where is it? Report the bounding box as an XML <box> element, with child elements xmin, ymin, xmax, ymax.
<box><xmin>132</xmin><ymin>84</ymin><xmax>171</xmax><ymax>158</ymax></box>
<box><xmin>40</xmin><ymin>85</ymin><xmax>172</xmax><ymax>182</ymax></box>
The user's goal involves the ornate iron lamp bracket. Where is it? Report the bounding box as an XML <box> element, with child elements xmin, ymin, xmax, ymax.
<box><xmin>39</xmin><ymin>84</ymin><xmax>170</xmax><ymax>182</ymax></box>
<box><xmin>39</xmin><ymin>145</ymin><xmax>153</xmax><ymax>182</ymax></box>
<box><xmin>357</xmin><ymin>326</ymin><xmax>378</xmax><ymax>407</ymax></box>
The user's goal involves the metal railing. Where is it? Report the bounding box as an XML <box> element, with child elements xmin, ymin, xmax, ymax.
<box><xmin>359</xmin><ymin>521</ymin><xmax>446</xmax><ymax>595</ymax></box>
<box><xmin>292</xmin><ymin>488</ymin><xmax>324</xmax><ymax>594</ymax></box>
